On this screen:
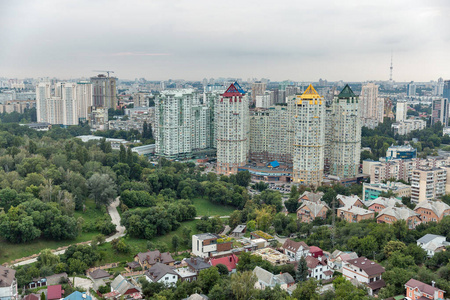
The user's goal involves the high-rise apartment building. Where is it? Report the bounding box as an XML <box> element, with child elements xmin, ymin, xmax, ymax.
<box><xmin>76</xmin><ymin>81</ymin><xmax>92</xmax><ymax>121</ymax></box>
<box><xmin>443</xmin><ymin>80</ymin><xmax>450</xmax><ymax>100</ymax></box>
<box><xmin>431</xmin><ymin>98</ymin><xmax>448</xmax><ymax>126</ymax></box>
<box><xmin>90</xmin><ymin>75</ymin><xmax>117</xmax><ymax>109</ymax></box>
<box><xmin>251</xmin><ymin>81</ymin><xmax>266</xmax><ymax>104</ymax></box>
<box><xmin>155</xmin><ymin>89</ymin><xmax>194</xmax><ymax>158</ymax></box>
<box><xmin>411</xmin><ymin>167</ymin><xmax>449</xmax><ymax>203</ymax></box>
<box><xmin>292</xmin><ymin>84</ymin><xmax>325</xmax><ymax>188</ymax></box>
<box><xmin>216</xmin><ymin>83</ymin><xmax>249</xmax><ymax>175</ymax></box>
<box><xmin>134</xmin><ymin>91</ymin><xmax>150</xmax><ymax>107</ymax></box>
<box><xmin>328</xmin><ymin>85</ymin><xmax>361</xmax><ymax>179</ymax></box>
<box><xmin>407</xmin><ymin>81</ymin><xmax>416</xmax><ymax>97</ymax></box>
<box><xmin>249</xmin><ymin>106</ymin><xmax>293</xmax><ymax>164</ymax></box>
<box><xmin>154</xmin><ymin>89</ymin><xmax>214</xmax><ymax>159</ymax></box>
<box><xmin>359</xmin><ymin>83</ymin><xmax>384</xmax><ymax>128</ymax></box>
<box><xmin>36</xmin><ymin>82</ymin><xmax>51</xmax><ymax>122</ymax></box>
<box><xmin>396</xmin><ymin>100</ymin><xmax>407</xmax><ymax>122</ymax></box>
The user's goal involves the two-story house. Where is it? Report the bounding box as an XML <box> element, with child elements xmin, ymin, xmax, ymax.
<box><xmin>305</xmin><ymin>256</ymin><xmax>333</xmax><ymax>281</ymax></box>
<box><xmin>328</xmin><ymin>250</ymin><xmax>358</xmax><ymax>270</ymax></box>
<box><xmin>367</xmin><ymin>197</ymin><xmax>403</xmax><ymax>213</ymax></box>
<box><xmin>210</xmin><ymin>254</ymin><xmax>239</xmax><ymax>273</ymax></box>
<box><xmin>337</xmin><ymin>195</ymin><xmax>365</xmax><ymax>208</ymax></box>
<box><xmin>337</xmin><ymin>206</ymin><xmax>375</xmax><ymax>223</ymax></box>
<box><xmin>253</xmin><ymin>266</ymin><xmax>295</xmax><ymax>292</ymax></box>
<box><xmin>405</xmin><ymin>278</ymin><xmax>445</xmax><ymax>300</ymax></box>
<box><xmin>377</xmin><ymin>206</ymin><xmax>421</xmax><ymax>229</ymax></box>
<box><xmin>298</xmin><ymin>191</ymin><xmax>324</xmax><ymax>203</ymax></box>
<box><xmin>414</xmin><ymin>200</ymin><xmax>450</xmax><ymax>224</ymax></box>
<box><xmin>144</xmin><ymin>263</ymin><xmax>179</xmax><ymax>286</ymax></box>
<box><xmin>134</xmin><ymin>250</ymin><xmax>174</xmax><ymax>270</ymax></box>
<box><xmin>342</xmin><ymin>257</ymin><xmax>385</xmax><ymax>296</ymax></box>
<box><xmin>192</xmin><ymin>233</ymin><xmax>232</xmax><ymax>258</ymax></box>
<box><xmin>0</xmin><ymin>266</ymin><xmax>17</xmax><ymax>300</ymax></box>
<box><xmin>282</xmin><ymin>239</ymin><xmax>309</xmax><ymax>261</ymax></box>
<box><xmin>417</xmin><ymin>234</ymin><xmax>450</xmax><ymax>257</ymax></box>
<box><xmin>297</xmin><ymin>200</ymin><xmax>330</xmax><ymax>223</ymax></box>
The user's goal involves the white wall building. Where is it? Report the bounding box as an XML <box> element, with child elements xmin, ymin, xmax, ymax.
<box><xmin>396</xmin><ymin>100</ymin><xmax>408</xmax><ymax>122</ymax></box>
<box><xmin>360</xmin><ymin>83</ymin><xmax>384</xmax><ymax>128</ymax></box>
<box><xmin>328</xmin><ymin>85</ymin><xmax>361</xmax><ymax>179</ymax></box>
<box><xmin>0</xmin><ymin>266</ymin><xmax>17</xmax><ymax>300</ymax></box>
<box><xmin>291</xmin><ymin>84</ymin><xmax>325</xmax><ymax>188</ymax></box>
<box><xmin>144</xmin><ymin>263</ymin><xmax>179</xmax><ymax>286</ymax></box>
<box><xmin>216</xmin><ymin>83</ymin><xmax>249</xmax><ymax>175</ymax></box>
<box><xmin>36</xmin><ymin>82</ymin><xmax>51</xmax><ymax>123</ymax></box>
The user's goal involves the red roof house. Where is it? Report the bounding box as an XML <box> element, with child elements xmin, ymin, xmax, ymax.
<box><xmin>47</xmin><ymin>285</ymin><xmax>64</xmax><ymax>300</ymax></box>
<box><xmin>210</xmin><ymin>254</ymin><xmax>239</xmax><ymax>272</ymax></box>
<box><xmin>309</xmin><ymin>246</ymin><xmax>323</xmax><ymax>258</ymax></box>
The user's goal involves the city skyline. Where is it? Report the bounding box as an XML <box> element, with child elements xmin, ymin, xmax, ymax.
<box><xmin>1</xmin><ymin>0</ymin><xmax>449</xmax><ymax>82</ymax></box>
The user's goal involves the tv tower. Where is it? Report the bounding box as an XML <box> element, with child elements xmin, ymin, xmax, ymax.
<box><xmin>389</xmin><ymin>52</ymin><xmax>393</xmax><ymax>82</ymax></box>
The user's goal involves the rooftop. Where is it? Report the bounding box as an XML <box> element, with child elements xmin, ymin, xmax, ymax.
<box><xmin>345</xmin><ymin>257</ymin><xmax>385</xmax><ymax>276</ymax></box>
<box><xmin>300</xmin><ymin>84</ymin><xmax>321</xmax><ymax>100</ymax></box>
<box><xmin>194</xmin><ymin>233</ymin><xmax>220</xmax><ymax>240</ymax></box>
<box><xmin>337</xmin><ymin>84</ymin><xmax>356</xmax><ymax>99</ymax></box>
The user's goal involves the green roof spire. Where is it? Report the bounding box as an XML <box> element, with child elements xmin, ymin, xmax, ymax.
<box><xmin>337</xmin><ymin>84</ymin><xmax>356</xmax><ymax>99</ymax></box>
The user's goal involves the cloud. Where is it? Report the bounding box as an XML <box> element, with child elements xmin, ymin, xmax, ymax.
<box><xmin>110</xmin><ymin>52</ymin><xmax>171</xmax><ymax>57</ymax></box>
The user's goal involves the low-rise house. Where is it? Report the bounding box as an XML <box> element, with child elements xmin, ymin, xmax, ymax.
<box><xmin>63</xmin><ymin>291</ymin><xmax>92</xmax><ymax>300</ymax></box>
<box><xmin>342</xmin><ymin>257</ymin><xmax>385</xmax><ymax>296</ymax></box>
<box><xmin>23</xmin><ymin>294</ymin><xmax>40</xmax><ymax>300</ymax></box>
<box><xmin>182</xmin><ymin>294</ymin><xmax>209</xmax><ymax>300</ymax></box>
<box><xmin>309</xmin><ymin>246</ymin><xmax>324</xmax><ymax>258</ymax></box>
<box><xmin>210</xmin><ymin>254</ymin><xmax>239</xmax><ymax>273</ymax></box>
<box><xmin>174</xmin><ymin>267</ymin><xmax>198</xmax><ymax>283</ymax></box>
<box><xmin>110</xmin><ymin>275</ymin><xmax>140</xmax><ymax>297</ymax></box>
<box><xmin>306</xmin><ymin>256</ymin><xmax>333</xmax><ymax>280</ymax></box>
<box><xmin>28</xmin><ymin>273</ymin><xmax>68</xmax><ymax>290</ymax></box>
<box><xmin>282</xmin><ymin>239</ymin><xmax>309</xmax><ymax>261</ymax></box>
<box><xmin>134</xmin><ymin>250</ymin><xmax>174</xmax><ymax>270</ymax></box>
<box><xmin>417</xmin><ymin>234</ymin><xmax>450</xmax><ymax>257</ymax></box>
<box><xmin>337</xmin><ymin>195</ymin><xmax>365</xmax><ymax>208</ymax></box>
<box><xmin>367</xmin><ymin>197</ymin><xmax>403</xmax><ymax>213</ymax></box>
<box><xmin>88</xmin><ymin>269</ymin><xmax>110</xmax><ymax>282</ymax></box>
<box><xmin>414</xmin><ymin>200</ymin><xmax>450</xmax><ymax>224</ymax></box>
<box><xmin>328</xmin><ymin>250</ymin><xmax>358</xmax><ymax>270</ymax></box>
<box><xmin>253</xmin><ymin>248</ymin><xmax>290</xmax><ymax>266</ymax></box>
<box><xmin>231</xmin><ymin>225</ymin><xmax>247</xmax><ymax>238</ymax></box>
<box><xmin>47</xmin><ymin>285</ymin><xmax>63</xmax><ymax>300</ymax></box>
<box><xmin>184</xmin><ymin>257</ymin><xmax>211</xmax><ymax>276</ymax></box>
<box><xmin>298</xmin><ymin>191</ymin><xmax>324</xmax><ymax>203</ymax></box>
<box><xmin>192</xmin><ymin>233</ymin><xmax>232</xmax><ymax>258</ymax></box>
<box><xmin>405</xmin><ymin>278</ymin><xmax>445</xmax><ymax>300</ymax></box>
<box><xmin>337</xmin><ymin>206</ymin><xmax>375</xmax><ymax>223</ymax></box>
<box><xmin>297</xmin><ymin>200</ymin><xmax>330</xmax><ymax>223</ymax></box>
<box><xmin>253</xmin><ymin>266</ymin><xmax>295</xmax><ymax>292</ymax></box>
<box><xmin>0</xmin><ymin>266</ymin><xmax>17</xmax><ymax>300</ymax></box>
<box><xmin>377</xmin><ymin>206</ymin><xmax>421</xmax><ymax>229</ymax></box>
<box><xmin>144</xmin><ymin>263</ymin><xmax>179</xmax><ymax>286</ymax></box>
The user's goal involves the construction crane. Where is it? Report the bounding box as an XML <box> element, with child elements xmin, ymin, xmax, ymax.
<box><xmin>92</xmin><ymin>70</ymin><xmax>115</xmax><ymax>77</ymax></box>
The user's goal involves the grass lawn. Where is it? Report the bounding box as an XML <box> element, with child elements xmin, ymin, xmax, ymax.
<box><xmin>96</xmin><ymin>220</ymin><xmax>200</xmax><ymax>265</ymax></box>
<box><xmin>0</xmin><ymin>199</ymin><xmax>107</xmax><ymax>265</ymax></box>
<box><xmin>191</xmin><ymin>197</ymin><xmax>235</xmax><ymax>216</ymax></box>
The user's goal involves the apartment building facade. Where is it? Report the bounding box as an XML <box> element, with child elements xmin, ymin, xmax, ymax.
<box><xmin>292</xmin><ymin>84</ymin><xmax>325</xmax><ymax>188</ymax></box>
<box><xmin>410</xmin><ymin>167</ymin><xmax>449</xmax><ymax>203</ymax></box>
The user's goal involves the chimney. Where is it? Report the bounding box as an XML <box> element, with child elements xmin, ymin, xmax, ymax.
<box><xmin>432</xmin><ymin>281</ymin><xmax>435</xmax><ymax>287</ymax></box>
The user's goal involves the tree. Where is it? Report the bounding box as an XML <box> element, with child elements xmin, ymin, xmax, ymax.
<box><xmin>236</xmin><ymin>171</ymin><xmax>251</xmax><ymax>187</ymax></box>
<box><xmin>384</xmin><ymin>241</ymin><xmax>406</xmax><ymax>257</ymax></box>
<box><xmin>199</xmin><ymin>266</ymin><xmax>220</xmax><ymax>294</ymax></box>
<box><xmin>285</xmin><ymin>197</ymin><xmax>300</xmax><ymax>213</ymax></box>
<box><xmin>119</xmin><ymin>144</ymin><xmax>126</xmax><ymax>163</ymax></box>
<box><xmin>296</xmin><ymin>256</ymin><xmax>308</xmax><ymax>282</ymax></box>
<box><xmin>86</xmin><ymin>173</ymin><xmax>117</xmax><ymax>207</ymax></box>
<box><xmin>230</xmin><ymin>271</ymin><xmax>257</xmax><ymax>300</ymax></box>
<box><xmin>38</xmin><ymin>249</ymin><xmax>60</xmax><ymax>267</ymax></box>
<box><xmin>216</xmin><ymin>264</ymin><xmax>230</xmax><ymax>275</ymax></box>
<box><xmin>40</xmin><ymin>292</ymin><xmax>46</xmax><ymax>300</ymax></box>
<box><xmin>292</xmin><ymin>279</ymin><xmax>319</xmax><ymax>300</ymax></box>
<box><xmin>172</xmin><ymin>235</ymin><xmax>180</xmax><ymax>254</ymax></box>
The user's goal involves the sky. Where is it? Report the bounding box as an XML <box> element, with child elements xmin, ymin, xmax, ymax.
<box><xmin>1</xmin><ymin>0</ymin><xmax>449</xmax><ymax>82</ymax></box>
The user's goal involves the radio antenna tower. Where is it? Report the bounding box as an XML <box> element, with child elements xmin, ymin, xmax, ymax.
<box><xmin>389</xmin><ymin>52</ymin><xmax>393</xmax><ymax>82</ymax></box>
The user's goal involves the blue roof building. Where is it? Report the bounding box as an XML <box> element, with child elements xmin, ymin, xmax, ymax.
<box><xmin>64</xmin><ymin>291</ymin><xmax>92</xmax><ymax>300</ymax></box>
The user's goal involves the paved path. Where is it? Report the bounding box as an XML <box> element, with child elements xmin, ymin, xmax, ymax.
<box><xmin>106</xmin><ymin>197</ymin><xmax>126</xmax><ymax>242</ymax></box>
<box><xmin>12</xmin><ymin>198</ymin><xmax>124</xmax><ymax>267</ymax></box>
<box><xmin>194</xmin><ymin>215</ymin><xmax>230</xmax><ymax>220</ymax></box>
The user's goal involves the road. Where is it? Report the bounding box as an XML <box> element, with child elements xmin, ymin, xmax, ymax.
<box><xmin>12</xmin><ymin>198</ymin><xmax>125</xmax><ymax>267</ymax></box>
<box><xmin>194</xmin><ymin>215</ymin><xmax>230</xmax><ymax>220</ymax></box>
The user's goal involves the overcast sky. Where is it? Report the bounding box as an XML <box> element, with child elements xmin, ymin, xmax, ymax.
<box><xmin>1</xmin><ymin>0</ymin><xmax>449</xmax><ymax>82</ymax></box>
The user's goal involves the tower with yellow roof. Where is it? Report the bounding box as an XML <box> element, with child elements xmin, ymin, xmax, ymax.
<box><xmin>292</xmin><ymin>84</ymin><xmax>325</xmax><ymax>188</ymax></box>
